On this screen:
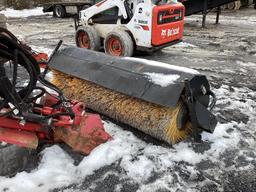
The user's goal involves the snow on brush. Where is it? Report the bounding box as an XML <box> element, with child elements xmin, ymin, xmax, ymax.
<box><xmin>144</xmin><ymin>72</ymin><xmax>180</xmax><ymax>87</ymax></box>
<box><xmin>0</xmin><ymin>7</ymin><xmax>50</xmax><ymax>18</ymax></box>
<box><xmin>0</xmin><ymin>85</ymin><xmax>255</xmax><ymax>191</ymax></box>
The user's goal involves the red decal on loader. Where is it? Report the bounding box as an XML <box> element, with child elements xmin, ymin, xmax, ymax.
<box><xmin>96</xmin><ymin>0</ymin><xmax>108</xmax><ymax>7</ymax></box>
<box><xmin>140</xmin><ymin>25</ymin><xmax>149</xmax><ymax>30</ymax></box>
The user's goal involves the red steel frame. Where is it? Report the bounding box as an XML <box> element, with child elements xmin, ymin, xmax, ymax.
<box><xmin>0</xmin><ymin>94</ymin><xmax>111</xmax><ymax>154</ymax></box>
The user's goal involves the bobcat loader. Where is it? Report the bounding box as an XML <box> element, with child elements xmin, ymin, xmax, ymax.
<box><xmin>75</xmin><ymin>0</ymin><xmax>185</xmax><ymax>56</ymax></box>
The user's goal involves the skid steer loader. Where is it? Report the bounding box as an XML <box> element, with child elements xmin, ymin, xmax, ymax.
<box><xmin>74</xmin><ymin>0</ymin><xmax>185</xmax><ymax>56</ymax></box>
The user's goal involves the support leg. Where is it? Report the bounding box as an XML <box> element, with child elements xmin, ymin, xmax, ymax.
<box><xmin>215</xmin><ymin>6</ymin><xmax>221</xmax><ymax>25</ymax></box>
<box><xmin>202</xmin><ymin>0</ymin><xmax>208</xmax><ymax>28</ymax></box>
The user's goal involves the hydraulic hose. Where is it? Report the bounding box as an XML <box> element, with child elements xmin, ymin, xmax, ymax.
<box><xmin>0</xmin><ymin>27</ymin><xmax>74</xmax><ymax>119</ymax></box>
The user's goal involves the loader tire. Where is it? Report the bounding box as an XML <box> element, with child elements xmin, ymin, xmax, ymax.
<box><xmin>104</xmin><ymin>30</ymin><xmax>134</xmax><ymax>57</ymax></box>
<box><xmin>234</xmin><ymin>1</ymin><xmax>241</xmax><ymax>10</ymax></box>
<box><xmin>76</xmin><ymin>26</ymin><xmax>101</xmax><ymax>51</ymax></box>
<box><xmin>54</xmin><ymin>5</ymin><xmax>66</xmax><ymax>18</ymax></box>
<box><xmin>227</xmin><ymin>1</ymin><xmax>241</xmax><ymax>10</ymax></box>
<box><xmin>0</xmin><ymin>145</ymin><xmax>32</xmax><ymax>177</ymax></box>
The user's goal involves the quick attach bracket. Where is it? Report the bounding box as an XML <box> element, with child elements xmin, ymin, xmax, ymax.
<box><xmin>184</xmin><ymin>79</ymin><xmax>217</xmax><ymax>142</ymax></box>
<box><xmin>184</xmin><ymin>79</ymin><xmax>201</xmax><ymax>142</ymax></box>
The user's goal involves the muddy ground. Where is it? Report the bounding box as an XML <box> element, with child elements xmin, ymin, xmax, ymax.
<box><xmin>1</xmin><ymin>6</ymin><xmax>256</xmax><ymax>192</ymax></box>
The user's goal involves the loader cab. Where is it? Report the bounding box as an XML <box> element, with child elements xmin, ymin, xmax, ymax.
<box><xmin>91</xmin><ymin>7</ymin><xmax>119</xmax><ymax>24</ymax></box>
<box><xmin>91</xmin><ymin>0</ymin><xmax>133</xmax><ymax>24</ymax></box>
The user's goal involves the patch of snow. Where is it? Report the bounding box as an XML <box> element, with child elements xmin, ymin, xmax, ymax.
<box><xmin>121</xmin><ymin>155</ymin><xmax>156</xmax><ymax>182</ymax></box>
<box><xmin>202</xmin><ymin>85</ymin><xmax>256</xmax><ymax>160</ymax></box>
<box><xmin>0</xmin><ymin>7</ymin><xmax>50</xmax><ymax>18</ymax></box>
<box><xmin>0</xmin><ymin>83</ymin><xmax>256</xmax><ymax>192</ymax></box>
<box><xmin>144</xmin><ymin>72</ymin><xmax>180</xmax><ymax>87</ymax></box>
<box><xmin>171</xmin><ymin>42</ymin><xmax>197</xmax><ymax>48</ymax></box>
<box><xmin>124</xmin><ymin>57</ymin><xmax>200</xmax><ymax>75</ymax></box>
<box><xmin>172</xmin><ymin>143</ymin><xmax>204</xmax><ymax>164</ymax></box>
<box><xmin>0</xmin><ymin>121</ymin><xmax>146</xmax><ymax>192</ymax></box>
<box><xmin>0</xmin><ymin>142</ymin><xmax>7</xmax><ymax>146</ymax></box>
<box><xmin>0</xmin><ymin>120</ymin><xmax>206</xmax><ymax>191</ymax></box>
<box><xmin>236</xmin><ymin>60</ymin><xmax>256</xmax><ymax>67</ymax></box>
<box><xmin>0</xmin><ymin>146</ymin><xmax>77</xmax><ymax>192</ymax></box>
<box><xmin>202</xmin><ymin>122</ymin><xmax>241</xmax><ymax>157</ymax></box>
<box><xmin>77</xmin><ymin>121</ymin><xmax>145</xmax><ymax>177</ymax></box>
<box><xmin>137</xmin><ymin>174</ymin><xmax>174</xmax><ymax>192</ymax></box>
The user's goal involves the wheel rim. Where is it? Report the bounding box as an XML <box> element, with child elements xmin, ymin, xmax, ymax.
<box><xmin>107</xmin><ymin>37</ymin><xmax>122</xmax><ymax>56</ymax></box>
<box><xmin>55</xmin><ymin>7</ymin><xmax>62</xmax><ymax>17</ymax></box>
<box><xmin>78</xmin><ymin>31</ymin><xmax>90</xmax><ymax>49</ymax></box>
<box><xmin>234</xmin><ymin>1</ymin><xmax>241</xmax><ymax>10</ymax></box>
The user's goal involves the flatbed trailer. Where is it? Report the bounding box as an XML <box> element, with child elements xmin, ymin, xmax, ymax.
<box><xmin>179</xmin><ymin>0</ymin><xmax>256</xmax><ymax>27</ymax></box>
<box><xmin>43</xmin><ymin>0</ymin><xmax>255</xmax><ymax>26</ymax></box>
<box><xmin>179</xmin><ymin>0</ymin><xmax>237</xmax><ymax>27</ymax></box>
<box><xmin>43</xmin><ymin>1</ymin><xmax>92</xmax><ymax>18</ymax></box>
<box><xmin>179</xmin><ymin>0</ymin><xmax>235</xmax><ymax>15</ymax></box>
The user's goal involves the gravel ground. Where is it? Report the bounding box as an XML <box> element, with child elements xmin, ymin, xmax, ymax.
<box><xmin>1</xmin><ymin>6</ymin><xmax>256</xmax><ymax>192</ymax></box>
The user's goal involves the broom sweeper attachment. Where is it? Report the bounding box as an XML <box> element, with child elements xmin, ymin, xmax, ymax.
<box><xmin>0</xmin><ymin>27</ymin><xmax>111</xmax><ymax>154</ymax></box>
<box><xmin>49</xmin><ymin>47</ymin><xmax>218</xmax><ymax>144</ymax></box>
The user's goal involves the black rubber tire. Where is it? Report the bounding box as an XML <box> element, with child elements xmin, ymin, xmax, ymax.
<box><xmin>0</xmin><ymin>145</ymin><xmax>34</xmax><ymax>177</ymax></box>
<box><xmin>54</xmin><ymin>5</ymin><xmax>66</xmax><ymax>18</ymax></box>
<box><xmin>75</xmin><ymin>26</ymin><xmax>101</xmax><ymax>51</ymax></box>
<box><xmin>104</xmin><ymin>30</ymin><xmax>134</xmax><ymax>57</ymax></box>
<box><xmin>228</xmin><ymin>1</ymin><xmax>241</xmax><ymax>10</ymax></box>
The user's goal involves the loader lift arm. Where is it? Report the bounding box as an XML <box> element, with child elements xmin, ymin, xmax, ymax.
<box><xmin>79</xmin><ymin>0</ymin><xmax>130</xmax><ymax>25</ymax></box>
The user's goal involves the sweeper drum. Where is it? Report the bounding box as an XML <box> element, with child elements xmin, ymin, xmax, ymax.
<box><xmin>49</xmin><ymin>47</ymin><xmax>217</xmax><ymax>144</ymax></box>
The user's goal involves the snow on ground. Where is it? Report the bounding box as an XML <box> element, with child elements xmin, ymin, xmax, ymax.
<box><xmin>236</xmin><ymin>60</ymin><xmax>256</xmax><ymax>68</ymax></box>
<box><xmin>0</xmin><ymin>84</ymin><xmax>255</xmax><ymax>192</ymax></box>
<box><xmin>0</xmin><ymin>7</ymin><xmax>255</xmax><ymax>192</ymax></box>
<box><xmin>144</xmin><ymin>72</ymin><xmax>180</xmax><ymax>87</ymax></box>
<box><xmin>0</xmin><ymin>142</ymin><xmax>7</xmax><ymax>146</ymax></box>
<box><xmin>171</xmin><ymin>42</ymin><xmax>197</xmax><ymax>48</ymax></box>
<box><xmin>0</xmin><ymin>7</ymin><xmax>50</xmax><ymax>18</ymax></box>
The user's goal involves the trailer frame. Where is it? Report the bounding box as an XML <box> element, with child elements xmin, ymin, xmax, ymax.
<box><xmin>43</xmin><ymin>1</ymin><xmax>93</xmax><ymax>18</ymax></box>
<box><xmin>179</xmin><ymin>0</ymin><xmax>256</xmax><ymax>27</ymax></box>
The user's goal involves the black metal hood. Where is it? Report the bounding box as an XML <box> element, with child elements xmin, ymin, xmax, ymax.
<box><xmin>48</xmin><ymin>46</ymin><xmax>210</xmax><ymax>108</ymax></box>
